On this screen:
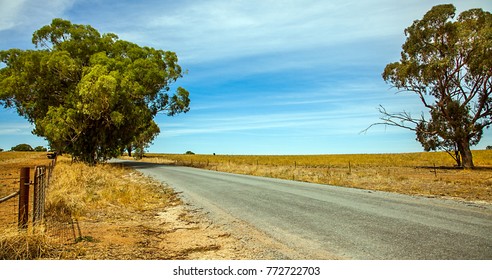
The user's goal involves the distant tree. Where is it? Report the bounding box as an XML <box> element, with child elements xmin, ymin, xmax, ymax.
<box><xmin>132</xmin><ymin>121</ymin><xmax>160</xmax><ymax>159</ymax></box>
<box><xmin>369</xmin><ymin>5</ymin><xmax>492</xmax><ymax>169</ymax></box>
<box><xmin>11</xmin><ymin>144</ymin><xmax>34</xmax><ymax>151</ymax></box>
<box><xmin>0</xmin><ymin>148</ymin><xmax>4</xmax><ymax>152</ymax></box>
<box><xmin>34</xmin><ymin>146</ymin><xmax>48</xmax><ymax>152</ymax></box>
<box><xmin>486</xmin><ymin>146</ymin><xmax>492</xmax><ymax>150</ymax></box>
<box><xmin>0</xmin><ymin>18</ymin><xmax>190</xmax><ymax>165</ymax></box>
<box><xmin>185</xmin><ymin>151</ymin><xmax>195</xmax><ymax>155</ymax></box>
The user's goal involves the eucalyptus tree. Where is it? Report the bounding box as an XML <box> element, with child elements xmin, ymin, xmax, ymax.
<box><xmin>374</xmin><ymin>4</ymin><xmax>491</xmax><ymax>168</ymax></box>
<box><xmin>0</xmin><ymin>19</ymin><xmax>189</xmax><ymax>164</ymax></box>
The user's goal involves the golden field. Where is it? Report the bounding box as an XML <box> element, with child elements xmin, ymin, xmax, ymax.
<box><xmin>141</xmin><ymin>150</ymin><xmax>492</xmax><ymax>203</ymax></box>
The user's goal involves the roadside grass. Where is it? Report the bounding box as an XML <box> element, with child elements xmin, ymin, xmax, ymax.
<box><xmin>1</xmin><ymin>154</ymin><xmax>180</xmax><ymax>259</ymax></box>
<box><xmin>139</xmin><ymin>150</ymin><xmax>492</xmax><ymax>203</ymax></box>
<box><xmin>44</xmin><ymin>156</ymin><xmax>189</xmax><ymax>259</ymax></box>
<box><xmin>0</xmin><ymin>227</ymin><xmax>62</xmax><ymax>260</ymax></box>
<box><xmin>46</xmin><ymin>157</ymin><xmax>179</xmax><ymax>221</ymax></box>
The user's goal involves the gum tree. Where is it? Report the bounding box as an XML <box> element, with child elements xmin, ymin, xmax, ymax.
<box><xmin>0</xmin><ymin>19</ymin><xmax>190</xmax><ymax>164</ymax></box>
<box><xmin>376</xmin><ymin>4</ymin><xmax>492</xmax><ymax>169</ymax></box>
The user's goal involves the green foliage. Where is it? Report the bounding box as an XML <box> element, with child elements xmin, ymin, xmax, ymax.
<box><xmin>381</xmin><ymin>5</ymin><xmax>492</xmax><ymax>168</ymax></box>
<box><xmin>132</xmin><ymin>121</ymin><xmax>160</xmax><ymax>160</ymax></box>
<box><xmin>34</xmin><ymin>146</ymin><xmax>48</xmax><ymax>152</ymax></box>
<box><xmin>11</xmin><ymin>144</ymin><xmax>34</xmax><ymax>151</ymax></box>
<box><xmin>185</xmin><ymin>151</ymin><xmax>195</xmax><ymax>155</ymax></box>
<box><xmin>0</xmin><ymin>19</ymin><xmax>190</xmax><ymax>164</ymax></box>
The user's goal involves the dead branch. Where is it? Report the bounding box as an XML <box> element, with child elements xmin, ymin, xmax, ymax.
<box><xmin>361</xmin><ymin>105</ymin><xmax>423</xmax><ymax>134</ymax></box>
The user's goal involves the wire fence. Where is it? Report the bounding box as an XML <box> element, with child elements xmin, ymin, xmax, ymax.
<box><xmin>0</xmin><ymin>157</ymin><xmax>78</xmax><ymax>244</ymax></box>
<box><xmin>0</xmin><ymin>174</ymin><xmax>19</xmax><ymax>230</ymax></box>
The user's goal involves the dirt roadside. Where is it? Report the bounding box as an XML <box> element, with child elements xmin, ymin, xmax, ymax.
<box><xmin>1</xmin><ymin>153</ymin><xmax>299</xmax><ymax>260</ymax></box>
<box><xmin>62</xmin><ymin>170</ymin><xmax>290</xmax><ymax>260</ymax></box>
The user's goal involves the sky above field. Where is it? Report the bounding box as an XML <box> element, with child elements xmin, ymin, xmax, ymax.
<box><xmin>0</xmin><ymin>0</ymin><xmax>491</xmax><ymax>154</ymax></box>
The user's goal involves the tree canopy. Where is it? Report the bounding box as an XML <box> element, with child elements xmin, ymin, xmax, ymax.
<box><xmin>0</xmin><ymin>19</ymin><xmax>190</xmax><ymax>164</ymax></box>
<box><xmin>374</xmin><ymin>4</ymin><xmax>491</xmax><ymax>169</ymax></box>
<box><xmin>11</xmin><ymin>144</ymin><xmax>34</xmax><ymax>152</ymax></box>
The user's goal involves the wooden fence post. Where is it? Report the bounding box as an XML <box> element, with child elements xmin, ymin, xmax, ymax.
<box><xmin>18</xmin><ymin>167</ymin><xmax>30</xmax><ymax>230</ymax></box>
<box><xmin>33</xmin><ymin>166</ymin><xmax>40</xmax><ymax>226</ymax></box>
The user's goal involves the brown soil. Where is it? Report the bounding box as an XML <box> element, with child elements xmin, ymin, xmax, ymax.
<box><xmin>66</xmin><ymin>204</ymin><xmax>270</xmax><ymax>259</ymax></box>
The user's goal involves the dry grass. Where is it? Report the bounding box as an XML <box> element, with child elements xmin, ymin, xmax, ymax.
<box><xmin>46</xmin><ymin>157</ymin><xmax>179</xmax><ymax>221</ymax></box>
<box><xmin>1</xmin><ymin>153</ymin><xmax>180</xmax><ymax>259</ymax></box>
<box><xmin>46</xmin><ymin>157</ymin><xmax>266</xmax><ymax>260</ymax></box>
<box><xmin>0</xmin><ymin>227</ymin><xmax>63</xmax><ymax>260</ymax></box>
<box><xmin>141</xmin><ymin>150</ymin><xmax>492</xmax><ymax>203</ymax></box>
<box><xmin>0</xmin><ymin>152</ymin><xmax>61</xmax><ymax>259</ymax></box>
<box><xmin>0</xmin><ymin>153</ymin><xmax>276</xmax><ymax>259</ymax></box>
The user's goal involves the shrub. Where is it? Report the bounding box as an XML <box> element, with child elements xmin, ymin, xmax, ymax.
<box><xmin>11</xmin><ymin>144</ymin><xmax>33</xmax><ymax>151</ymax></box>
<box><xmin>34</xmin><ymin>146</ymin><xmax>48</xmax><ymax>152</ymax></box>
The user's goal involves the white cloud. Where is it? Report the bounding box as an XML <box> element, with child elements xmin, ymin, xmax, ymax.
<box><xmin>117</xmin><ymin>0</ymin><xmax>488</xmax><ymax>69</ymax></box>
<box><xmin>159</xmin><ymin>105</ymin><xmax>378</xmax><ymax>138</ymax></box>
<box><xmin>0</xmin><ymin>122</ymin><xmax>32</xmax><ymax>135</ymax></box>
<box><xmin>142</xmin><ymin>0</ymin><xmax>410</xmax><ymax>64</ymax></box>
<box><xmin>0</xmin><ymin>0</ymin><xmax>74</xmax><ymax>32</ymax></box>
<box><xmin>0</xmin><ymin>0</ymin><xmax>27</xmax><ymax>31</ymax></box>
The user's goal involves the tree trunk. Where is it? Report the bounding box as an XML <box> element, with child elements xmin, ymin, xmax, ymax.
<box><xmin>127</xmin><ymin>145</ymin><xmax>132</xmax><ymax>157</ymax></box>
<box><xmin>454</xmin><ymin>143</ymin><xmax>461</xmax><ymax>167</ymax></box>
<box><xmin>458</xmin><ymin>138</ymin><xmax>474</xmax><ymax>169</ymax></box>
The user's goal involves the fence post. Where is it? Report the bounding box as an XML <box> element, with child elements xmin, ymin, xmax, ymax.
<box><xmin>18</xmin><ymin>167</ymin><xmax>30</xmax><ymax>230</ymax></box>
<box><xmin>33</xmin><ymin>166</ymin><xmax>39</xmax><ymax>226</ymax></box>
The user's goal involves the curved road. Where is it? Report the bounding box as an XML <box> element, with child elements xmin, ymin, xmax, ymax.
<box><xmin>118</xmin><ymin>160</ymin><xmax>492</xmax><ymax>260</ymax></box>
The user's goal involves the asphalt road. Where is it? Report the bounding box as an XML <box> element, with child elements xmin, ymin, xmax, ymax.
<box><xmin>118</xmin><ymin>160</ymin><xmax>492</xmax><ymax>260</ymax></box>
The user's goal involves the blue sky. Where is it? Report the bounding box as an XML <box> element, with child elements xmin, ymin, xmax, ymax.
<box><xmin>0</xmin><ymin>0</ymin><xmax>490</xmax><ymax>154</ymax></box>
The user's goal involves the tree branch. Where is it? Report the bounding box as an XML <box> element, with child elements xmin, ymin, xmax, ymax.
<box><xmin>361</xmin><ymin>105</ymin><xmax>423</xmax><ymax>134</ymax></box>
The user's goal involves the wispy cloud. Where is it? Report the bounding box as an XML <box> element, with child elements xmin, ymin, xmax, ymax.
<box><xmin>0</xmin><ymin>0</ymin><xmax>74</xmax><ymax>32</ymax></box>
<box><xmin>134</xmin><ymin>0</ymin><xmax>414</xmax><ymax>65</ymax></box>
<box><xmin>0</xmin><ymin>0</ymin><xmax>26</xmax><ymax>31</ymax></box>
<box><xmin>0</xmin><ymin>122</ymin><xmax>33</xmax><ymax>135</ymax></box>
<box><xmin>1</xmin><ymin>0</ymin><xmax>489</xmax><ymax>154</ymax></box>
<box><xmin>159</xmin><ymin>106</ymin><xmax>379</xmax><ymax>138</ymax></box>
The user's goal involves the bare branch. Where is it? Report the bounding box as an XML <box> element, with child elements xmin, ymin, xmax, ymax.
<box><xmin>361</xmin><ymin>105</ymin><xmax>423</xmax><ymax>134</ymax></box>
